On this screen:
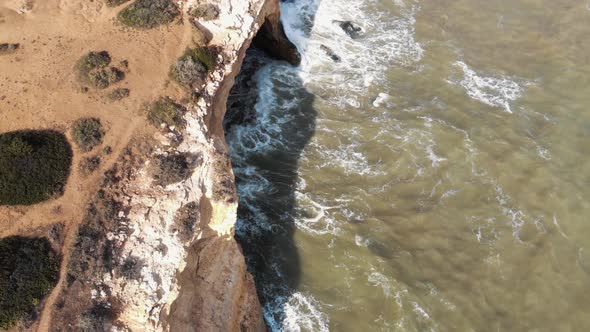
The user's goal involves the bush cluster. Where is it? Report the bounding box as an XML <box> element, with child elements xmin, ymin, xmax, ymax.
<box><xmin>189</xmin><ymin>3</ymin><xmax>220</xmax><ymax>20</ymax></box>
<box><xmin>105</xmin><ymin>0</ymin><xmax>129</xmax><ymax>7</ymax></box>
<box><xmin>108</xmin><ymin>88</ymin><xmax>130</xmax><ymax>101</ymax></box>
<box><xmin>170</xmin><ymin>47</ymin><xmax>218</xmax><ymax>89</ymax></box>
<box><xmin>146</xmin><ymin>97</ymin><xmax>186</xmax><ymax>129</ymax></box>
<box><xmin>88</xmin><ymin>67</ymin><xmax>125</xmax><ymax>89</ymax></box>
<box><xmin>71</xmin><ymin>118</ymin><xmax>104</xmax><ymax>152</ymax></box>
<box><xmin>118</xmin><ymin>0</ymin><xmax>180</xmax><ymax>29</ymax></box>
<box><xmin>77</xmin><ymin>51</ymin><xmax>111</xmax><ymax>73</ymax></box>
<box><xmin>77</xmin><ymin>51</ymin><xmax>125</xmax><ymax>89</ymax></box>
<box><xmin>151</xmin><ymin>153</ymin><xmax>198</xmax><ymax>186</ymax></box>
<box><xmin>0</xmin><ymin>130</ymin><xmax>72</xmax><ymax>206</ymax></box>
<box><xmin>0</xmin><ymin>236</ymin><xmax>60</xmax><ymax>329</ymax></box>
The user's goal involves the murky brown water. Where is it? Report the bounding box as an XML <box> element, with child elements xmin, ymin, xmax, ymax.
<box><xmin>227</xmin><ymin>0</ymin><xmax>590</xmax><ymax>330</ymax></box>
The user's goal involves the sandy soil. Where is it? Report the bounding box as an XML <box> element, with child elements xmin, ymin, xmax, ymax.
<box><xmin>0</xmin><ymin>0</ymin><xmax>193</xmax><ymax>330</ymax></box>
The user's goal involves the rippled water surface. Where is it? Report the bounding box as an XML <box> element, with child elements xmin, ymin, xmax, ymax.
<box><xmin>226</xmin><ymin>0</ymin><xmax>590</xmax><ymax>331</ymax></box>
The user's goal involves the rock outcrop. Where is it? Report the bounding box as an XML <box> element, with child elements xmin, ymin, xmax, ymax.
<box><xmin>253</xmin><ymin>12</ymin><xmax>301</xmax><ymax>66</ymax></box>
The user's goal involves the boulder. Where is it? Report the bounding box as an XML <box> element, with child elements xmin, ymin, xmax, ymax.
<box><xmin>320</xmin><ymin>44</ymin><xmax>341</xmax><ymax>62</ymax></box>
<box><xmin>334</xmin><ymin>20</ymin><xmax>363</xmax><ymax>39</ymax></box>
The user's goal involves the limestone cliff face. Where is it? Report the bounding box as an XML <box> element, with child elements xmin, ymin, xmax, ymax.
<box><xmin>47</xmin><ymin>0</ymin><xmax>299</xmax><ymax>331</ymax></box>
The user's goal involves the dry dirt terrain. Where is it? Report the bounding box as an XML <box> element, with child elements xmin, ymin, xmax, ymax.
<box><xmin>0</xmin><ymin>0</ymin><xmax>191</xmax><ymax>236</ymax></box>
<box><xmin>0</xmin><ymin>0</ymin><xmax>194</xmax><ymax>330</ymax></box>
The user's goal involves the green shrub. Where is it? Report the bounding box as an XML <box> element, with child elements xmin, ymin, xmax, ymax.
<box><xmin>0</xmin><ymin>236</ymin><xmax>60</xmax><ymax>329</ymax></box>
<box><xmin>191</xmin><ymin>47</ymin><xmax>217</xmax><ymax>72</ymax></box>
<box><xmin>106</xmin><ymin>0</ymin><xmax>130</xmax><ymax>7</ymax></box>
<box><xmin>88</xmin><ymin>67</ymin><xmax>125</xmax><ymax>89</ymax></box>
<box><xmin>71</xmin><ymin>118</ymin><xmax>105</xmax><ymax>152</ymax></box>
<box><xmin>77</xmin><ymin>51</ymin><xmax>124</xmax><ymax>89</ymax></box>
<box><xmin>0</xmin><ymin>130</ymin><xmax>72</xmax><ymax>206</ymax></box>
<box><xmin>170</xmin><ymin>47</ymin><xmax>217</xmax><ymax>88</ymax></box>
<box><xmin>118</xmin><ymin>0</ymin><xmax>180</xmax><ymax>29</ymax></box>
<box><xmin>170</xmin><ymin>53</ymin><xmax>206</xmax><ymax>88</ymax></box>
<box><xmin>146</xmin><ymin>97</ymin><xmax>186</xmax><ymax>129</ymax></box>
<box><xmin>77</xmin><ymin>51</ymin><xmax>111</xmax><ymax>75</ymax></box>
<box><xmin>189</xmin><ymin>3</ymin><xmax>219</xmax><ymax>20</ymax></box>
<box><xmin>151</xmin><ymin>153</ymin><xmax>198</xmax><ymax>186</ymax></box>
<box><xmin>108</xmin><ymin>88</ymin><xmax>130</xmax><ymax>101</ymax></box>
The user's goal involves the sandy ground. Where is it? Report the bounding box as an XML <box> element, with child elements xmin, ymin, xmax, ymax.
<box><xmin>0</xmin><ymin>0</ymin><xmax>193</xmax><ymax>329</ymax></box>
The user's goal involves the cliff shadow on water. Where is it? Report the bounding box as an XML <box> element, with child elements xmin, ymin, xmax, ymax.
<box><xmin>224</xmin><ymin>3</ymin><xmax>319</xmax><ymax>328</ymax></box>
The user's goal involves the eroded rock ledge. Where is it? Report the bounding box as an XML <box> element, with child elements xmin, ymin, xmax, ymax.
<box><xmin>43</xmin><ymin>0</ymin><xmax>300</xmax><ymax>331</ymax></box>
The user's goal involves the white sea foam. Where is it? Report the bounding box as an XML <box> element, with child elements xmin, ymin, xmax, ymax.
<box><xmin>282</xmin><ymin>0</ymin><xmax>423</xmax><ymax>108</ymax></box>
<box><xmin>372</xmin><ymin>92</ymin><xmax>394</xmax><ymax>107</ymax></box>
<box><xmin>450</xmin><ymin>61</ymin><xmax>529</xmax><ymax>113</ymax></box>
<box><xmin>412</xmin><ymin>302</ymin><xmax>432</xmax><ymax>320</ymax></box>
<box><xmin>294</xmin><ymin>191</ymin><xmax>341</xmax><ymax>235</ymax></box>
<box><xmin>552</xmin><ymin>215</ymin><xmax>569</xmax><ymax>239</ymax></box>
<box><xmin>314</xmin><ymin>141</ymin><xmax>380</xmax><ymax>176</ymax></box>
<box><xmin>264</xmin><ymin>292</ymin><xmax>330</xmax><ymax>332</ymax></box>
<box><xmin>368</xmin><ymin>271</ymin><xmax>393</xmax><ymax>297</ymax></box>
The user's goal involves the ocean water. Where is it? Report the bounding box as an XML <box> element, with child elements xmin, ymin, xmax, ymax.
<box><xmin>225</xmin><ymin>0</ymin><xmax>590</xmax><ymax>331</ymax></box>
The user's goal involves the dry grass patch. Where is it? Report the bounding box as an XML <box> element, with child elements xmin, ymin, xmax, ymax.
<box><xmin>118</xmin><ymin>0</ymin><xmax>180</xmax><ymax>29</ymax></box>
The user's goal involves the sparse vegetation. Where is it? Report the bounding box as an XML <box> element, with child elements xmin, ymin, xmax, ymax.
<box><xmin>211</xmin><ymin>152</ymin><xmax>235</xmax><ymax>202</ymax></box>
<box><xmin>146</xmin><ymin>97</ymin><xmax>186</xmax><ymax>129</ymax></box>
<box><xmin>89</xmin><ymin>67</ymin><xmax>125</xmax><ymax>89</ymax></box>
<box><xmin>172</xmin><ymin>202</ymin><xmax>200</xmax><ymax>242</ymax></box>
<box><xmin>190</xmin><ymin>47</ymin><xmax>217</xmax><ymax>72</ymax></box>
<box><xmin>151</xmin><ymin>153</ymin><xmax>199</xmax><ymax>186</ymax></box>
<box><xmin>53</xmin><ymin>139</ymin><xmax>154</xmax><ymax>331</ymax></box>
<box><xmin>79</xmin><ymin>155</ymin><xmax>101</xmax><ymax>176</ymax></box>
<box><xmin>0</xmin><ymin>130</ymin><xmax>72</xmax><ymax>205</ymax></box>
<box><xmin>77</xmin><ymin>300</ymin><xmax>121</xmax><ymax>331</ymax></box>
<box><xmin>189</xmin><ymin>3</ymin><xmax>220</xmax><ymax>21</ymax></box>
<box><xmin>71</xmin><ymin>118</ymin><xmax>105</xmax><ymax>152</ymax></box>
<box><xmin>77</xmin><ymin>51</ymin><xmax>111</xmax><ymax>74</ymax></box>
<box><xmin>119</xmin><ymin>256</ymin><xmax>144</xmax><ymax>280</ymax></box>
<box><xmin>105</xmin><ymin>0</ymin><xmax>130</xmax><ymax>7</ymax></box>
<box><xmin>170</xmin><ymin>53</ymin><xmax>206</xmax><ymax>88</ymax></box>
<box><xmin>170</xmin><ymin>47</ymin><xmax>218</xmax><ymax>88</ymax></box>
<box><xmin>76</xmin><ymin>51</ymin><xmax>125</xmax><ymax>89</ymax></box>
<box><xmin>108</xmin><ymin>87</ymin><xmax>130</xmax><ymax>101</ymax></box>
<box><xmin>117</xmin><ymin>0</ymin><xmax>180</xmax><ymax>29</ymax></box>
<box><xmin>0</xmin><ymin>236</ymin><xmax>60</xmax><ymax>329</ymax></box>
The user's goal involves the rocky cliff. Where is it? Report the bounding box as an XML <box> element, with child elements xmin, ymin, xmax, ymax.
<box><xmin>0</xmin><ymin>0</ymin><xmax>299</xmax><ymax>330</ymax></box>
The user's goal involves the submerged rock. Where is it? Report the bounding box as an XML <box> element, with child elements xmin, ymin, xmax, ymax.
<box><xmin>334</xmin><ymin>20</ymin><xmax>363</xmax><ymax>39</ymax></box>
<box><xmin>320</xmin><ymin>44</ymin><xmax>341</xmax><ymax>62</ymax></box>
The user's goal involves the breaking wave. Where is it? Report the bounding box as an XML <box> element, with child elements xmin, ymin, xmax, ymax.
<box><xmin>449</xmin><ymin>61</ymin><xmax>531</xmax><ymax>113</ymax></box>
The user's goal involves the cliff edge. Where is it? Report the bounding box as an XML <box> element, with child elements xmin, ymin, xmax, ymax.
<box><xmin>0</xmin><ymin>0</ymin><xmax>299</xmax><ymax>330</ymax></box>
